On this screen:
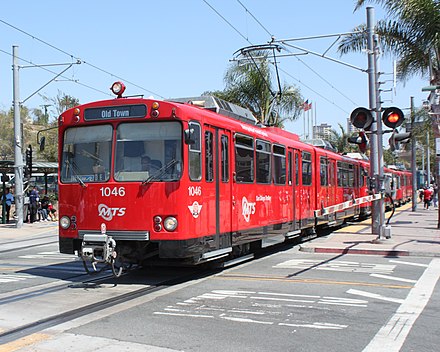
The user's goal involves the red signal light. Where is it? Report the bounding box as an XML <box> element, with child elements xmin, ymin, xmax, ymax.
<box><xmin>382</xmin><ymin>107</ymin><xmax>404</xmax><ymax>129</ymax></box>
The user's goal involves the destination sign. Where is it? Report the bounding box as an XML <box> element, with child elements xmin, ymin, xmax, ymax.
<box><xmin>84</xmin><ymin>104</ymin><xmax>147</xmax><ymax>120</ymax></box>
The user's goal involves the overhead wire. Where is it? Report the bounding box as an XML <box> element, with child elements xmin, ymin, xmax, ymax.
<box><xmin>0</xmin><ymin>19</ymin><xmax>165</xmax><ymax>99</ymax></box>
<box><xmin>202</xmin><ymin>0</ymin><xmax>253</xmax><ymax>45</ymax></box>
<box><xmin>217</xmin><ymin>1</ymin><xmax>359</xmax><ymax>111</ymax></box>
<box><xmin>0</xmin><ymin>48</ymin><xmax>111</xmax><ymax>97</ymax></box>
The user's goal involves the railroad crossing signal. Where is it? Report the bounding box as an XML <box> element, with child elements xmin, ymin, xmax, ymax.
<box><xmin>347</xmin><ymin>131</ymin><xmax>369</xmax><ymax>153</ymax></box>
<box><xmin>382</xmin><ymin>107</ymin><xmax>405</xmax><ymax>129</ymax></box>
<box><xmin>350</xmin><ymin>107</ymin><xmax>373</xmax><ymax>130</ymax></box>
<box><xmin>380</xmin><ymin>107</ymin><xmax>410</xmax><ymax>151</ymax></box>
<box><xmin>388</xmin><ymin>130</ymin><xmax>411</xmax><ymax>152</ymax></box>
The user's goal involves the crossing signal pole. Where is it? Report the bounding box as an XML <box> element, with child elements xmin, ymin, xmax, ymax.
<box><xmin>350</xmin><ymin>10</ymin><xmax>411</xmax><ymax>240</ymax></box>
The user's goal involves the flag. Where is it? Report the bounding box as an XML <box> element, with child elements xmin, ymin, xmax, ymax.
<box><xmin>303</xmin><ymin>100</ymin><xmax>312</xmax><ymax>111</ymax></box>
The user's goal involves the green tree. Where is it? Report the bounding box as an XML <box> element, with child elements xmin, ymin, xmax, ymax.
<box><xmin>37</xmin><ymin>91</ymin><xmax>80</xmax><ymax>162</ymax></box>
<box><xmin>339</xmin><ymin>0</ymin><xmax>440</xmax><ymax>84</ymax></box>
<box><xmin>328</xmin><ymin>123</ymin><xmax>359</xmax><ymax>153</ymax></box>
<box><xmin>205</xmin><ymin>52</ymin><xmax>303</xmax><ymax>127</ymax></box>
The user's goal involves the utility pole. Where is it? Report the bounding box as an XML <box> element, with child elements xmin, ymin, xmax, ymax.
<box><xmin>12</xmin><ymin>45</ymin><xmax>24</xmax><ymax>228</ymax></box>
<box><xmin>410</xmin><ymin>96</ymin><xmax>417</xmax><ymax>211</ymax></box>
<box><xmin>366</xmin><ymin>7</ymin><xmax>386</xmax><ymax>239</ymax></box>
<box><xmin>427</xmin><ymin>131</ymin><xmax>431</xmax><ymax>185</ymax></box>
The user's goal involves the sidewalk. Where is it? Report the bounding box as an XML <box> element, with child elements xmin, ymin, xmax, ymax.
<box><xmin>0</xmin><ymin>219</ymin><xmax>58</xmax><ymax>240</ymax></box>
<box><xmin>300</xmin><ymin>202</ymin><xmax>440</xmax><ymax>257</ymax></box>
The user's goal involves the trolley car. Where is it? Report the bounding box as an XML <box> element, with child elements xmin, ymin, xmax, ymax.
<box><xmin>57</xmin><ymin>82</ymin><xmax>411</xmax><ymax>276</ymax></box>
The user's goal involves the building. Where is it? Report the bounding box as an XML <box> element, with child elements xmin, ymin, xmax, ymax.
<box><xmin>313</xmin><ymin>123</ymin><xmax>333</xmax><ymax>140</ymax></box>
<box><xmin>347</xmin><ymin>118</ymin><xmax>359</xmax><ymax>135</ymax></box>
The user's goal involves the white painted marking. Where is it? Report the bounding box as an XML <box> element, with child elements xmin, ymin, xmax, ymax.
<box><xmin>275</xmin><ymin>259</ymin><xmax>395</xmax><ymax>274</ymax></box>
<box><xmin>212</xmin><ymin>290</ymin><xmax>255</xmax><ymax>295</ymax></box>
<box><xmin>221</xmin><ymin>316</ymin><xmax>274</xmax><ymax>325</ymax></box>
<box><xmin>389</xmin><ymin>259</ymin><xmax>428</xmax><ymax>267</ymax></box>
<box><xmin>347</xmin><ymin>289</ymin><xmax>404</xmax><ymax>304</ymax></box>
<box><xmin>227</xmin><ymin>309</ymin><xmax>265</xmax><ymax>315</ymax></box>
<box><xmin>19</xmin><ymin>251</ymin><xmax>73</xmax><ymax>260</ymax></box>
<box><xmin>319</xmin><ymin>296</ymin><xmax>368</xmax><ymax>307</ymax></box>
<box><xmin>251</xmin><ymin>296</ymin><xmax>316</xmax><ymax>303</ymax></box>
<box><xmin>0</xmin><ymin>274</ymin><xmax>30</xmax><ymax>283</ymax></box>
<box><xmin>363</xmin><ymin>258</ymin><xmax>440</xmax><ymax>352</ymax></box>
<box><xmin>153</xmin><ymin>312</ymin><xmax>214</xmax><ymax>318</ymax></box>
<box><xmin>279</xmin><ymin>322</ymin><xmax>348</xmax><ymax>330</ymax></box>
<box><xmin>258</xmin><ymin>291</ymin><xmax>320</xmax><ymax>299</ymax></box>
<box><xmin>370</xmin><ymin>273</ymin><xmax>417</xmax><ymax>283</ymax></box>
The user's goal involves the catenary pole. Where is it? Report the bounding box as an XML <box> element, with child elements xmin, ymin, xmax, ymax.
<box><xmin>410</xmin><ymin>96</ymin><xmax>417</xmax><ymax>211</ymax></box>
<box><xmin>366</xmin><ymin>7</ymin><xmax>381</xmax><ymax>238</ymax></box>
<box><xmin>427</xmin><ymin>131</ymin><xmax>431</xmax><ymax>185</ymax></box>
<box><xmin>12</xmin><ymin>45</ymin><xmax>23</xmax><ymax>228</ymax></box>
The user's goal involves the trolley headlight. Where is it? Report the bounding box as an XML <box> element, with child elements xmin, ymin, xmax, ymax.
<box><xmin>60</xmin><ymin>216</ymin><xmax>71</xmax><ymax>229</ymax></box>
<box><xmin>110</xmin><ymin>81</ymin><xmax>126</xmax><ymax>97</ymax></box>
<box><xmin>164</xmin><ymin>216</ymin><xmax>178</xmax><ymax>231</ymax></box>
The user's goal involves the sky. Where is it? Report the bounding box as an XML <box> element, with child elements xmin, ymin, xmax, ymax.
<box><xmin>0</xmin><ymin>0</ymin><xmax>430</xmax><ymax>139</ymax></box>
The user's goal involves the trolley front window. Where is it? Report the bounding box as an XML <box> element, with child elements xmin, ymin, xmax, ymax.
<box><xmin>61</xmin><ymin>125</ymin><xmax>112</xmax><ymax>183</ymax></box>
<box><xmin>114</xmin><ymin>121</ymin><xmax>182</xmax><ymax>182</ymax></box>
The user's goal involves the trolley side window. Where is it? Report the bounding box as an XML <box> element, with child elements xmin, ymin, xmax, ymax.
<box><xmin>256</xmin><ymin>139</ymin><xmax>271</xmax><ymax>184</ymax></box>
<box><xmin>295</xmin><ymin>153</ymin><xmax>299</xmax><ymax>186</ymax></box>
<box><xmin>205</xmin><ymin>131</ymin><xmax>214</xmax><ymax>182</ymax></box>
<box><xmin>302</xmin><ymin>151</ymin><xmax>312</xmax><ymax>186</ymax></box>
<box><xmin>337</xmin><ymin>161</ymin><xmax>353</xmax><ymax>187</ymax></box>
<box><xmin>320</xmin><ymin>157</ymin><xmax>328</xmax><ymax>186</ymax></box>
<box><xmin>348</xmin><ymin>163</ymin><xmax>355</xmax><ymax>187</ymax></box>
<box><xmin>273</xmin><ymin>144</ymin><xmax>286</xmax><ymax>185</ymax></box>
<box><xmin>337</xmin><ymin>162</ymin><xmax>345</xmax><ymax>187</ymax></box>
<box><xmin>189</xmin><ymin>121</ymin><xmax>202</xmax><ymax>181</ymax></box>
<box><xmin>221</xmin><ymin>134</ymin><xmax>229</xmax><ymax>182</ymax></box>
<box><xmin>288</xmin><ymin>151</ymin><xmax>292</xmax><ymax>185</ymax></box>
<box><xmin>235</xmin><ymin>134</ymin><xmax>254</xmax><ymax>183</ymax></box>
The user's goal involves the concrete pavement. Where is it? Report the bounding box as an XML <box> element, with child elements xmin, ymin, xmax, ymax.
<box><xmin>300</xmin><ymin>202</ymin><xmax>440</xmax><ymax>257</ymax></box>
<box><xmin>0</xmin><ymin>219</ymin><xmax>57</xmax><ymax>241</ymax></box>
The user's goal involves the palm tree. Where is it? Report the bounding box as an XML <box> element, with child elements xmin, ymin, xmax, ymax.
<box><xmin>338</xmin><ymin>0</ymin><xmax>440</xmax><ymax>85</ymax></box>
<box><xmin>328</xmin><ymin>123</ymin><xmax>358</xmax><ymax>153</ymax></box>
<box><xmin>205</xmin><ymin>52</ymin><xmax>303</xmax><ymax>127</ymax></box>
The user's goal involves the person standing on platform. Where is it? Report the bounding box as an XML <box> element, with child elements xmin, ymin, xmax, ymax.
<box><xmin>29</xmin><ymin>186</ymin><xmax>39</xmax><ymax>223</ymax></box>
<box><xmin>423</xmin><ymin>186</ymin><xmax>433</xmax><ymax>209</ymax></box>
<box><xmin>1</xmin><ymin>188</ymin><xmax>14</xmax><ymax>223</ymax></box>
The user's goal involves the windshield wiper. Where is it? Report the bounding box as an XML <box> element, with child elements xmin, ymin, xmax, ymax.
<box><xmin>65</xmin><ymin>160</ymin><xmax>87</xmax><ymax>188</ymax></box>
<box><xmin>142</xmin><ymin>159</ymin><xmax>180</xmax><ymax>184</ymax></box>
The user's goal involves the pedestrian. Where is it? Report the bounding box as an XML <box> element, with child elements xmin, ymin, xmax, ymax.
<box><xmin>1</xmin><ymin>188</ymin><xmax>14</xmax><ymax>223</ymax></box>
<box><xmin>423</xmin><ymin>186</ymin><xmax>433</xmax><ymax>209</ymax></box>
<box><xmin>40</xmin><ymin>195</ymin><xmax>50</xmax><ymax>221</ymax></box>
<box><xmin>48</xmin><ymin>202</ymin><xmax>57</xmax><ymax>221</ymax></box>
<box><xmin>419</xmin><ymin>188</ymin><xmax>424</xmax><ymax>203</ymax></box>
<box><xmin>29</xmin><ymin>186</ymin><xmax>39</xmax><ymax>223</ymax></box>
<box><xmin>432</xmin><ymin>183</ymin><xmax>438</xmax><ymax>208</ymax></box>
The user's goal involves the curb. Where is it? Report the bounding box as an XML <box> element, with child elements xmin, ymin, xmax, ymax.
<box><xmin>299</xmin><ymin>245</ymin><xmax>440</xmax><ymax>258</ymax></box>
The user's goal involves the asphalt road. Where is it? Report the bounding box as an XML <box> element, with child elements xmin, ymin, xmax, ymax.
<box><xmin>0</xmin><ymin>230</ymin><xmax>439</xmax><ymax>352</ymax></box>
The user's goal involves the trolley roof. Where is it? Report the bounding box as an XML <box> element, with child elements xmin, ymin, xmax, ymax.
<box><xmin>168</xmin><ymin>96</ymin><xmax>258</xmax><ymax>125</ymax></box>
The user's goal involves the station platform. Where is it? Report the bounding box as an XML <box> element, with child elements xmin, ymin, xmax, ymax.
<box><xmin>300</xmin><ymin>202</ymin><xmax>440</xmax><ymax>257</ymax></box>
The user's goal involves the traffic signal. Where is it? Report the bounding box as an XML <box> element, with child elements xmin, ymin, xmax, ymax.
<box><xmin>388</xmin><ymin>130</ymin><xmax>411</xmax><ymax>152</ymax></box>
<box><xmin>382</xmin><ymin>107</ymin><xmax>404</xmax><ymax>129</ymax></box>
<box><xmin>350</xmin><ymin>107</ymin><xmax>373</xmax><ymax>130</ymax></box>
<box><xmin>347</xmin><ymin>131</ymin><xmax>369</xmax><ymax>153</ymax></box>
<box><xmin>25</xmin><ymin>144</ymin><xmax>32</xmax><ymax>178</ymax></box>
